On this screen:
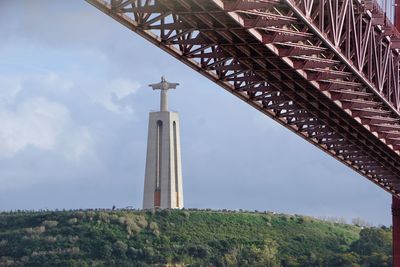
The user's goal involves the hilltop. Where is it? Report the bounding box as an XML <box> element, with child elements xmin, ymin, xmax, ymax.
<box><xmin>0</xmin><ymin>209</ymin><xmax>392</xmax><ymax>266</ymax></box>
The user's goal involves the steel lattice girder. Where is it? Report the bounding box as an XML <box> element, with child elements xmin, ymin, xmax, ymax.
<box><xmin>86</xmin><ymin>0</ymin><xmax>400</xmax><ymax>195</ymax></box>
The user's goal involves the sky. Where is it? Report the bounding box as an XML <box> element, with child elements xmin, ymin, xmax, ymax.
<box><xmin>0</xmin><ymin>0</ymin><xmax>392</xmax><ymax>226</ymax></box>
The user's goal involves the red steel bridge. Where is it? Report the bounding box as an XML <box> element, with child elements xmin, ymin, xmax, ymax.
<box><xmin>86</xmin><ymin>0</ymin><xmax>400</xmax><ymax>263</ymax></box>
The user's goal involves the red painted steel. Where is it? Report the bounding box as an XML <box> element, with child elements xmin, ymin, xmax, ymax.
<box><xmin>393</xmin><ymin>196</ymin><xmax>400</xmax><ymax>266</ymax></box>
<box><xmin>396</xmin><ymin>0</ymin><xmax>400</xmax><ymax>30</ymax></box>
<box><xmin>394</xmin><ymin>2</ymin><xmax>400</xmax><ymax>266</ymax></box>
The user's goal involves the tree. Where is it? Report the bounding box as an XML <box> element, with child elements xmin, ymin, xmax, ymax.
<box><xmin>327</xmin><ymin>252</ymin><xmax>360</xmax><ymax>266</ymax></box>
<box><xmin>362</xmin><ymin>252</ymin><xmax>391</xmax><ymax>267</ymax></box>
<box><xmin>350</xmin><ymin>228</ymin><xmax>391</xmax><ymax>256</ymax></box>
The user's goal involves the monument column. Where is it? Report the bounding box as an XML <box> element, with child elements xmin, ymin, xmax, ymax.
<box><xmin>142</xmin><ymin>76</ymin><xmax>184</xmax><ymax>209</ymax></box>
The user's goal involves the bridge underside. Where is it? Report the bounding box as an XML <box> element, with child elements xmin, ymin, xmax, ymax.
<box><xmin>87</xmin><ymin>0</ymin><xmax>400</xmax><ymax>194</ymax></box>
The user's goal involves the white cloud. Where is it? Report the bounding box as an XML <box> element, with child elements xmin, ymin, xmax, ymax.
<box><xmin>0</xmin><ymin>97</ymin><xmax>94</xmax><ymax>161</ymax></box>
<box><xmin>0</xmin><ymin>97</ymin><xmax>68</xmax><ymax>157</ymax></box>
<box><xmin>0</xmin><ymin>71</ymin><xmax>141</xmax><ymax>162</ymax></box>
<box><xmin>62</xmin><ymin>127</ymin><xmax>95</xmax><ymax>162</ymax></box>
<box><xmin>0</xmin><ymin>72</ymin><xmax>96</xmax><ymax>161</ymax></box>
<box><xmin>0</xmin><ymin>72</ymin><xmax>74</xmax><ymax>107</ymax></box>
<box><xmin>111</xmin><ymin>78</ymin><xmax>139</xmax><ymax>99</ymax></box>
<box><xmin>91</xmin><ymin>78</ymin><xmax>140</xmax><ymax>114</ymax></box>
<box><xmin>0</xmin><ymin>70</ymin><xmax>142</xmax><ymax>163</ymax></box>
<box><xmin>0</xmin><ymin>76</ymin><xmax>22</xmax><ymax>106</ymax></box>
<box><xmin>41</xmin><ymin>72</ymin><xmax>74</xmax><ymax>92</ymax></box>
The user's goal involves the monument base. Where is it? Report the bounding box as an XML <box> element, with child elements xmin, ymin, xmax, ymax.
<box><xmin>142</xmin><ymin>111</ymin><xmax>184</xmax><ymax>209</ymax></box>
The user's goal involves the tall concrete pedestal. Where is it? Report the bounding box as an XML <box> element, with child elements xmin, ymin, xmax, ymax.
<box><xmin>142</xmin><ymin>77</ymin><xmax>184</xmax><ymax>209</ymax></box>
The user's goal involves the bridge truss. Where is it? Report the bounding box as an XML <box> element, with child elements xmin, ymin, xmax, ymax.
<box><xmin>86</xmin><ymin>0</ymin><xmax>400</xmax><ymax>193</ymax></box>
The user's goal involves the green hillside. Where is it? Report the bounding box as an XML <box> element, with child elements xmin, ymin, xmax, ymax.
<box><xmin>0</xmin><ymin>209</ymin><xmax>392</xmax><ymax>266</ymax></box>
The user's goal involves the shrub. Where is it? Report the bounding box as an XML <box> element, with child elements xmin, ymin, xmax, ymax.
<box><xmin>67</xmin><ymin>218</ymin><xmax>78</xmax><ymax>225</ymax></box>
<box><xmin>41</xmin><ymin>220</ymin><xmax>58</xmax><ymax>228</ymax></box>
<box><xmin>24</xmin><ymin>226</ymin><xmax>45</xmax><ymax>235</ymax></box>
<box><xmin>114</xmin><ymin>241</ymin><xmax>128</xmax><ymax>255</ymax></box>
<box><xmin>0</xmin><ymin>240</ymin><xmax>8</xmax><ymax>247</ymax></box>
<box><xmin>44</xmin><ymin>236</ymin><xmax>57</xmax><ymax>243</ymax></box>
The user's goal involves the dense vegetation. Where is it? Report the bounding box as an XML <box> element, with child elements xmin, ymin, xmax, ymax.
<box><xmin>0</xmin><ymin>209</ymin><xmax>392</xmax><ymax>266</ymax></box>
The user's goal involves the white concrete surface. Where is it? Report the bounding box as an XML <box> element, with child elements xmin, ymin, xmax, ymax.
<box><xmin>143</xmin><ymin>111</ymin><xmax>184</xmax><ymax>209</ymax></box>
